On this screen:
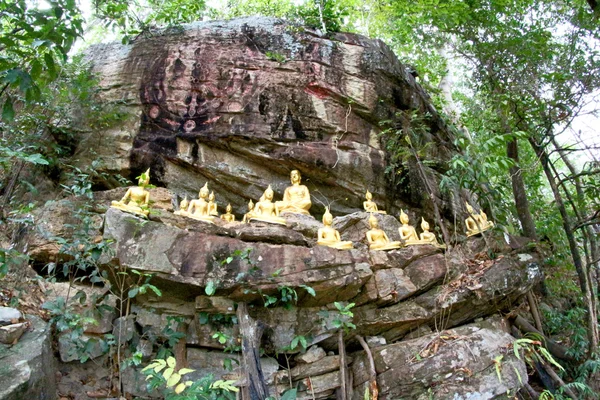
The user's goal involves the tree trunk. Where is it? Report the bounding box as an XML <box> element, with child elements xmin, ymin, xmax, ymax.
<box><xmin>506</xmin><ymin>139</ymin><xmax>538</xmax><ymax>239</ymax></box>
<box><xmin>237</xmin><ymin>302</ymin><xmax>269</xmax><ymax>400</ymax></box>
<box><xmin>529</xmin><ymin>137</ymin><xmax>599</xmax><ymax>357</ymax></box>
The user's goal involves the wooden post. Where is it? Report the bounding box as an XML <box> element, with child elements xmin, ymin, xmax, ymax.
<box><xmin>237</xmin><ymin>302</ymin><xmax>269</xmax><ymax>400</ymax></box>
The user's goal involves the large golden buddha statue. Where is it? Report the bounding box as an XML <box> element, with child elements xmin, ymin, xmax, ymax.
<box><xmin>242</xmin><ymin>199</ymin><xmax>254</xmax><ymax>223</ymax></box>
<box><xmin>398</xmin><ymin>210</ymin><xmax>420</xmax><ymax>245</ymax></box>
<box><xmin>317</xmin><ymin>208</ymin><xmax>353</xmax><ymax>250</ymax></box>
<box><xmin>419</xmin><ymin>218</ymin><xmax>446</xmax><ymax>249</ymax></box>
<box><xmin>221</xmin><ymin>203</ymin><xmax>236</xmax><ymax>222</ymax></box>
<box><xmin>251</xmin><ymin>185</ymin><xmax>287</xmax><ymax>225</ymax></box>
<box><xmin>186</xmin><ymin>183</ymin><xmax>215</xmax><ymax>223</ymax></box>
<box><xmin>363</xmin><ymin>190</ymin><xmax>386</xmax><ymax>214</ymax></box>
<box><xmin>465</xmin><ymin>203</ymin><xmax>494</xmax><ymax>237</ymax></box>
<box><xmin>276</xmin><ymin>170</ymin><xmax>311</xmax><ymax>215</ymax></box>
<box><xmin>366</xmin><ymin>214</ymin><xmax>401</xmax><ymax>251</ymax></box>
<box><xmin>111</xmin><ymin>169</ymin><xmax>151</xmax><ymax>218</ymax></box>
<box><xmin>208</xmin><ymin>191</ymin><xmax>218</xmax><ymax>216</ymax></box>
<box><xmin>174</xmin><ymin>197</ymin><xmax>189</xmax><ymax>216</ymax></box>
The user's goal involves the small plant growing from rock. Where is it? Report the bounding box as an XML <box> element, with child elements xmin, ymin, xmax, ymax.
<box><xmin>142</xmin><ymin>356</ymin><xmax>239</xmax><ymax>399</ymax></box>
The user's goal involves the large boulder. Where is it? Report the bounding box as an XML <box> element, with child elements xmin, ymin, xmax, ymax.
<box><xmin>81</xmin><ymin>17</ymin><xmax>456</xmax><ymax>218</ymax></box>
<box><xmin>351</xmin><ymin>318</ymin><xmax>527</xmax><ymax>400</ymax></box>
<box><xmin>0</xmin><ymin>315</ymin><xmax>56</xmax><ymax>400</ymax></box>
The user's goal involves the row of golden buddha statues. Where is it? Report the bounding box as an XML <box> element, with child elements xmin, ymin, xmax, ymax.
<box><xmin>111</xmin><ymin>170</ymin><xmax>494</xmax><ymax>251</ymax></box>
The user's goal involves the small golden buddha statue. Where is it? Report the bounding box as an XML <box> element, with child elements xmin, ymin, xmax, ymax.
<box><xmin>111</xmin><ymin>169</ymin><xmax>151</xmax><ymax>218</ymax></box>
<box><xmin>242</xmin><ymin>199</ymin><xmax>254</xmax><ymax>223</ymax></box>
<box><xmin>366</xmin><ymin>214</ymin><xmax>401</xmax><ymax>251</ymax></box>
<box><xmin>174</xmin><ymin>197</ymin><xmax>189</xmax><ymax>216</ymax></box>
<box><xmin>465</xmin><ymin>203</ymin><xmax>494</xmax><ymax>237</ymax></box>
<box><xmin>363</xmin><ymin>190</ymin><xmax>386</xmax><ymax>214</ymax></box>
<box><xmin>317</xmin><ymin>208</ymin><xmax>353</xmax><ymax>250</ymax></box>
<box><xmin>251</xmin><ymin>185</ymin><xmax>287</xmax><ymax>225</ymax></box>
<box><xmin>399</xmin><ymin>210</ymin><xmax>420</xmax><ymax>245</ymax></box>
<box><xmin>419</xmin><ymin>218</ymin><xmax>446</xmax><ymax>249</ymax></box>
<box><xmin>208</xmin><ymin>191</ymin><xmax>218</xmax><ymax>216</ymax></box>
<box><xmin>186</xmin><ymin>183</ymin><xmax>215</xmax><ymax>223</ymax></box>
<box><xmin>221</xmin><ymin>203</ymin><xmax>236</xmax><ymax>222</ymax></box>
<box><xmin>275</xmin><ymin>170</ymin><xmax>312</xmax><ymax>215</ymax></box>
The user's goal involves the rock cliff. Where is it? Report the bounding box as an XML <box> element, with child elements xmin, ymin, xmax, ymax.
<box><xmin>18</xmin><ymin>17</ymin><xmax>543</xmax><ymax>400</ymax></box>
<box><xmin>80</xmin><ymin>17</ymin><xmax>456</xmax><ymax>218</ymax></box>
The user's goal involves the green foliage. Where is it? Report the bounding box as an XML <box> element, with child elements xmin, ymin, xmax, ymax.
<box><xmin>0</xmin><ymin>0</ymin><xmax>84</xmax><ymax>116</ymax></box>
<box><xmin>142</xmin><ymin>356</ymin><xmax>238</xmax><ymax>399</ymax></box>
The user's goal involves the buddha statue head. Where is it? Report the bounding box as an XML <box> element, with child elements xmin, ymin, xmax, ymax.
<box><xmin>421</xmin><ymin>217</ymin><xmax>430</xmax><ymax>231</ymax></box>
<box><xmin>209</xmin><ymin>191</ymin><xmax>216</xmax><ymax>202</ymax></box>
<box><xmin>365</xmin><ymin>190</ymin><xmax>373</xmax><ymax>201</ymax></box>
<box><xmin>466</xmin><ymin>202</ymin><xmax>475</xmax><ymax>214</ymax></box>
<box><xmin>180</xmin><ymin>197</ymin><xmax>189</xmax><ymax>210</ymax></box>
<box><xmin>400</xmin><ymin>210</ymin><xmax>410</xmax><ymax>225</ymax></box>
<box><xmin>322</xmin><ymin>207</ymin><xmax>333</xmax><ymax>226</ymax></box>
<box><xmin>247</xmin><ymin>199</ymin><xmax>254</xmax><ymax>211</ymax></box>
<box><xmin>264</xmin><ymin>185</ymin><xmax>274</xmax><ymax>200</ymax></box>
<box><xmin>226</xmin><ymin>203</ymin><xmax>232</xmax><ymax>213</ymax></box>
<box><xmin>138</xmin><ymin>168</ymin><xmax>151</xmax><ymax>187</ymax></box>
<box><xmin>290</xmin><ymin>170</ymin><xmax>302</xmax><ymax>185</ymax></box>
<box><xmin>368</xmin><ymin>213</ymin><xmax>379</xmax><ymax>229</ymax></box>
<box><xmin>199</xmin><ymin>183</ymin><xmax>209</xmax><ymax>199</ymax></box>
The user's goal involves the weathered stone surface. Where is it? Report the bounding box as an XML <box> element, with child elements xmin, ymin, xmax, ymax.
<box><xmin>0</xmin><ymin>316</ymin><xmax>56</xmax><ymax>400</ymax></box>
<box><xmin>102</xmin><ymin>207</ymin><xmax>372</xmax><ymax>306</ymax></box>
<box><xmin>291</xmin><ymin>355</ymin><xmax>340</xmax><ymax>380</ymax></box>
<box><xmin>295</xmin><ymin>345</ymin><xmax>326</xmax><ymax>364</ymax></box>
<box><xmin>186</xmin><ymin>348</ymin><xmax>279</xmax><ymax>385</ymax></box>
<box><xmin>0</xmin><ymin>322</ymin><xmax>28</xmax><ymax>344</ymax></box>
<box><xmin>196</xmin><ymin>295</ymin><xmax>236</xmax><ymax>314</ymax></box>
<box><xmin>112</xmin><ymin>315</ymin><xmax>136</xmax><ymax>343</ymax></box>
<box><xmin>0</xmin><ymin>306</ymin><xmax>21</xmax><ymax>326</ymax></box>
<box><xmin>351</xmin><ymin>318</ymin><xmax>527</xmax><ymax>400</ymax></box>
<box><xmin>83</xmin><ymin>17</ymin><xmax>456</xmax><ymax>218</ymax></box>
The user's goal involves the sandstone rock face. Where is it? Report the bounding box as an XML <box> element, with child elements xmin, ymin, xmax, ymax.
<box><xmin>83</xmin><ymin>17</ymin><xmax>455</xmax><ymax>217</ymax></box>
<box><xmin>97</xmin><ymin>206</ymin><xmax>541</xmax><ymax>398</ymax></box>
<box><xmin>351</xmin><ymin>318</ymin><xmax>527</xmax><ymax>400</ymax></box>
<box><xmin>0</xmin><ymin>316</ymin><xmax>56</xmax><ymax>400</ymax></box>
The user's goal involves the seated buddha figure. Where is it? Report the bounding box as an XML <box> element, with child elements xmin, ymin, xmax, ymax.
<box><xmin>275</xmin><ymin>170</ymin><xmax>312</xmax><ymax>215</ymax></box>
<box><xmin>250</xmin><ymin>185</ymin><xmax>287</xmax><ymax>225</ymax></box>
<box><xmin>398</xmin><ymin>210</ymin><xmax>420</xmax><ymax>245</ymax></box>
<box><xmin>242</xmin><ymin>199</ymin><xmax>254</xmax><ymax>223</ymax></box>
<box><xmin>317</xmin><ymin>208</ymin><xmax>353</xmax><ymax>250</ymax></box>
<box><xmin>208</xmin><ymin>191</ymin><xmax>218</xmax><ymax>216</ymax></box>
<box><xmin>366</xmin><ymin>214</ymin><xmax>401</xmax><ymax>251</ymax></box>
<box><xmin>221</xmin><ymin>203</ymin><xmax>236</xmax><ymax>222</ymax></box>
<box><xmin>174</xmin><ymin>197</ymin><xmax>189</xmax><ymax>216</ymax></box>
<box><xmin>363</xmin><ymin>190</ymin><xmax>386</xmax><ymax>214</ymax></box>
<box><xmin>419</xmin><ymin>218</ymin><xmax>446</xmax><ymax>249</ymax></box>
<box><xmin>111</xmin><ymin>169</ymin><xmax>151</xmax><ymax>218</ymax></box>
<box><xmin>186</xmin><ymin>183</ymin><xmax>214</xmax><ymax>223</ymax></box>
<box><xmin>465</xmin><ymin>202</ymin><xmax>494</xmax><ymax>237</ymax></box>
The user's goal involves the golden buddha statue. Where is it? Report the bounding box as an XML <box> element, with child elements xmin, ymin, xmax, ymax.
<box><xmin>363</xmin><ymin>190</ymin><xmax>386</xmax><ymax>214</ymax></box>
<box><xmin>419</xmin><ymin>218</ymin><xmax>446</xmax><ymax>249</ymax></box>
<box><xmin>208</xmin><ymin>191</ymin><xmax>218</xmax><ymax>216</ymax></box>
<box><xmin>465</xmin><ymin>202</ymin><xmax>494</xmax><ymax>237</ymax></box>
<box><xmin>317</xmin><ymin>208</ymin><xmax>353</xmax><ymax>250</ymax></box>
<box><xmin>186</xmin><ymin>183</ymin><xmax>215</xmax><ymax>223</ymax></box>
<box><xmin>174</xmin><ymin>197</ymin><xmax>189</xmax><ymax>216</ymax></box>
<box><xmin>250</xmin><ymin>185</ymin><xmax>287</xmax><ymax>225</ymax></box>
<box><xmin>221</xmin><ymin>203</ymin><xmax>236</xmax><ymax>222</ymax></box>
<box><xmin>242</xmin><ymin>199</ymin><xmax>254</xmax><ymax>223</ymax></box>
<box><xmin>398</xmin><ymin>210</ymin><xmax>420</xmax><ymax>245</ymax></box>
<box><xmin>275</xmin><ymin>170</ymin><xmax>312</xmax><ymax>215</ymax></box>
<box><xmin>111</xmin><ymin>169</ymin><xmax>151</xmax><ymax>218</ymax></box>
<box><xmin>366</xmin><ymin>214</ymin><xmax>401</xmax><ymax>251</ymax></box>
